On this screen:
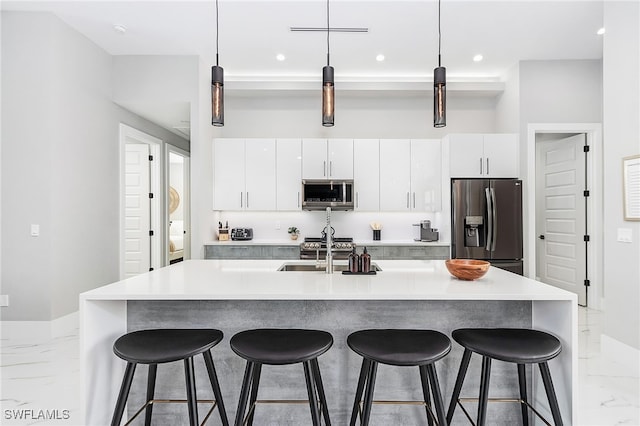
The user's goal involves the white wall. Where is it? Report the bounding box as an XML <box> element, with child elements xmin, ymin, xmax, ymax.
<box><xmin>1</xmin><ymin>12</ymin><xmax>119</xmax><ymax>320</ymax></box>
<box><xmin>495</xmin><ymin>63</ymin><xmax>520</xmax><ymax>133</ymax></box>
<box><xmin>602</xmin><ymin>1</ymin><xmax>640</xmax><ymax>351</ymax></box>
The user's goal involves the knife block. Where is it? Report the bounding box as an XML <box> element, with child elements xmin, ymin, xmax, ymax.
<box><xmin>218</xmin><ymin>228</ymin><xmax>229</xmax><ymax>241</ymax></box>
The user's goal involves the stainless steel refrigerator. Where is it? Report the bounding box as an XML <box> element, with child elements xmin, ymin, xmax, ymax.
<box><xmin>451</xmin><ymin>179</ymin><xmax>523</xmax><ymax>275</ymax></box>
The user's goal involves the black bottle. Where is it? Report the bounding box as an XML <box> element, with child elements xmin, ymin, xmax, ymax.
<box><xmin>360</xmin><ymin>247</ymin><xmax>371</xmax><ymax>273</ymax></box>
<box><xmin>348</xmin><ymin>247</ymin><xmax>360</xmax><ymax>273</ymax></box>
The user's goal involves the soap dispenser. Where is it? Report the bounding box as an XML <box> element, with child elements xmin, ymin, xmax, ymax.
<box><xmin>348</xmin><ymin>247</ymin><xmax>360</xmax><ymax>273</ymax></box>
<box><xmin>360</xmin><ymin>247</ymin><xmax>371</xmax><ymax>273</ymax></box>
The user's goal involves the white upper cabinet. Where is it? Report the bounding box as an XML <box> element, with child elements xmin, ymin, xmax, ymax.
<box><xmin>448</xmin><ymin>133</ymin><xmax>519</xmax><ymax>178</ymax></box>
<box><xmin>302</xmin><ymin>138</ymin><xmax>353</xmax><ymax>179</ymax></box>
<box><xmin>411</xmin><ymin>139</ymin><xmax>442</xmax><ymax>212</ymax></box>
<box><xmin>213</xmin><ymin>138</ymin><xmax>276</xmax><ymax>210</ymax></box>
<box><xmin>353</xmin><ymin>139</ymin><xmax>380</xmax><ymax>211</ymax></box>
<box><xmin>276</xmin><ymin>139</ymin><xmax>302</xmax><ymax>211</ymax></box>
<box><xmin>380</xmin><ymin>139</ymin><xmax>412</xmax><ymax>211</ymax></box>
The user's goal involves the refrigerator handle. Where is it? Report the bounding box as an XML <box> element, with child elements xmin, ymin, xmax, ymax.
<box><xmin>490</xmin><ymin>187</ymin><xmax>498</xmax><ymax>251</ymax></box>
<box><xmin>485</xmin><ymin>188</ymin><xmax>493</xmax><ymax>251</ymax></box>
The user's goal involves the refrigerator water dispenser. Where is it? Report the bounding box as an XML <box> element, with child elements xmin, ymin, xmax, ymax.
<box><xmin>464</xmin><ymin>216</ymin><xmax>484</xmax><ymax>247</ymax></box>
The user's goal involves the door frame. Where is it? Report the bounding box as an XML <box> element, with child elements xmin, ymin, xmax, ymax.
<box><xmin>165</xmin><ymin>145</ymin><xmax>191</xmax><ymax>264</ymax></box>
<box><xmin>119</xmin><ymin>124</ymin><xmax>163</xmax><ymax>279</ymax></box>
<box><xmin>527</xmin><ymin>123</ymin><xmax>603</xmax><ymax>309</ymax></box>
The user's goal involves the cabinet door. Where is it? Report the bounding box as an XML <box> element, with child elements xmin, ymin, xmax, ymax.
<box><xmin>483</xmin><ymin>134</ymin><xmax>519</xmax><ymax>178</ymax></box>
<box><xmin>213</xmin><ymin>138</ymin><xmax>245</xmax><ymax>210</ymax></box>
<box><xmin>327</xmin><ymin>139</ymin><xmax>354</xmax><ymax>179</ymax></box>
<box><xmin>448</xmin><ymin>134</ymin><xmax>484</xmax><ymax>178</ymax></box>
<box><xmin>276</xmin><ymin>139</ymin><xmax>302</xmax><ymax>210</ymax></box>
<box><xmin>245</xmin><ymin>139</ymin><xmax>276</xmax><ymax>210</ymax></box>
<box><xmin>353</xmin><ymin>139</ymin><xmax>379</xmax><ymax>211</ymax></box>
<box><xmin>302</xmin><ymin>139</ymin><xmax>327</xmax><ymax>179</ymax></box>
<box><xmin>379</xmin><ymin>139</ymin><xmax>411</xmax><ymax>211</ymax></box>
<box><xmin>411</xmin><ymin>139</ymin><xmax>442</xmax><ymax>211</ymax></box>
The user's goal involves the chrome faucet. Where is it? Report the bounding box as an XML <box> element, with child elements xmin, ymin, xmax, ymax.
<box><xmin>325</xmin><ymin>207</ymin><xmax>333</xmax><ymax>273</ymax></box>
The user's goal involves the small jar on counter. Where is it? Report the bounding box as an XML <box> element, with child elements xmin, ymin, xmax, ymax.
<box><xmin>360</xmin><ymin>247</ymin><xmax>371</xmax><ymax>273</ymax></box>
<box><xmin>348</xmin><ymin>248</ymin><xmax>360</xmax><ymax>273</ymax></box>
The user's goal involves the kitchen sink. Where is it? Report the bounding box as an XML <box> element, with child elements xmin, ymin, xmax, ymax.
<box><xmin>277</xmin><ymin>263</ymin><xmax>382</xmax><ymax>272</ymax></box>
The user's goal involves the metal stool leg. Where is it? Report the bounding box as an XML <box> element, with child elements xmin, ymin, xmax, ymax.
<box><xmin>419</xmin><ymin>365</ymin><xmax>434</xmax><ymax>426</ymax></box>
<box><xmin>111</xmin><ymin>362</ymin><xmax>137</xmax><ymax>426</ymax></box>
<box><xmin>234</xmin><ymin>362</ymin><xmax>255</xmax><ymax>426</ymax></box>
<box><xmin>350</xmin><ymin>359</ymin><xmax>371</xmax><ymax>426</ymax></box>
<box><xmin>247</xmin><ymin>363</ymin><xmax>262</xmax><ymax>426</ymax></box>
<box><xmin>446</xmin><ymin>348</ymin><xmax>472</xmax><ymax>424</ymax></box>
<box><xmin>184</xmin><ymin>357</ymin><xmax>199</xmax><ymax>426</ymax></box>
<box><xmin>303</xmin><ymin>361</ymin><xmax>321</xmax><ymax>426</ymax></box>
<box><xmin>517</xmin><ymin>364</ymin><xmax>529</xmax><ymax>426</ymax></box>
<box><xmin>539</xmin><ymin>362</ymin><xmax>563</xmax><ymax>426</ymax></box>
<box><xmin>311</xmin><ymin>358</ymin><xmax>332</xmax><ymax>426</ymax></box>
<box><xmin>477</xmin><ymin>356</ymin><xmax>492</xmax><ymax>426</ymax></box>
<box><xmin>203</xmin><ymin>350</ymin><xmax>230</xmax><ymax>426</ymax></box>
<box><xmin>144</xmin><ymin>364</ymin><xmax>157</xmax><ymax>426</ymax></box>
<box><xmin>426</xmin><ymin>364</ymin><xmax>447</xmax><ymax>426</ymax></box>
<box><xmin>361</xmin><ymin>361</ymin><xmax>378</xmax><ymax>426</ymax></box>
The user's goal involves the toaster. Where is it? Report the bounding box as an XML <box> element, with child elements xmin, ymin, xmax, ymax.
<box><xmin>231</xmin><ymin>228</ymin><xmax>253</xmax><ymax>241</ymax></box>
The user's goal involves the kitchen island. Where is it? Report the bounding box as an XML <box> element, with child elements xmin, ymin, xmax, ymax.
<box><xmin>80</xmin><ymin>259</ymin><xmax>576</xmax><ymax>425</ymax></box>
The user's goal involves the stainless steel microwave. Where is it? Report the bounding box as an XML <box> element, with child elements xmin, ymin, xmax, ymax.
<box><xmin>301</xmin><ymin>179</ymin><xmax>354</xmax><ymax>211</ymax></box>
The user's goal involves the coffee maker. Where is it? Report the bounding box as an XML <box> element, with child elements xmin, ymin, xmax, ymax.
<box><xmin>413</xmin><ymin>220</ymin><xmax>439</xmax><ymax>242</ymax></box>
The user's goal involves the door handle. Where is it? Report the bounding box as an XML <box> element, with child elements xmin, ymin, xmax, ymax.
<box><xmin>240</xmin><ymin>192</ymin><xmax>243</xmax><ymax>208</ymax></box>
<box><xmin>323</xmin><ymin>160</ymin><xmax>326</xmax><ymax>177</ymax></box>
<box><xmin>480</xmin><ymin>158</ymin><xmax>483</xmax><ymax>175</ymax></box>
<box><xmin>356</xmin><ymin>192</ymin><xmax>359</xmax><ymax>208</ymax></box>
<box><xmin>486</xmin><ymin>158</ymin><xmax>490</xmax><ymax>175</ymax></box>
<box><xmin>485</xmin><ymin>188</ymin><xmax>492</xmax><ymax>251</ymax></box>
<box><xmin>413</xmin><ymin>192</ymin><xmax>416</xmax><ymax>209</ymax></box>
<box><xmin>490</xmin><ymin>188</ymin><xmax>497</xmax><ymax>251</ymax></box>
<box><xmin>539</xmin><ymin>235</ymin><xmax>545</xmax><ymax>240</ymax></box>
<box><xmin>407</xmin><ymin>192</ymin><xmax>410</xmax><ymax>209</ymax></box>
<box><xmin>297</xmin><ymin>191</ymin><xmax>300</xmax><ymax>208</ymax></box>
<box><xmin>330</xmin><ymin>161</ymin><xmax>333</xmax><ymax>177</ymax></box>
<box><xmin>246</xmin><ymin>192</ymin><xmax>249</xmax><ymax>209</ymax></box>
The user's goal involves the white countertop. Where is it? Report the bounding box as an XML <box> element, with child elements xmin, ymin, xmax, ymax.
<box><xmin>80</xmin><ymin>259</ymin><xmax>575</xmax><ymax>302</ymax></box>
<box><xmin>204</xmin><ymin>239</ymin><xmax>449</xmax><ymax>246</ymax></box>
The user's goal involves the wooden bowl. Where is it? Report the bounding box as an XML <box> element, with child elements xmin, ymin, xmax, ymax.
<box><xmin>445</xmin><ymin>259</ymin><xmax>490</xmax><ymax>281</ymax></box>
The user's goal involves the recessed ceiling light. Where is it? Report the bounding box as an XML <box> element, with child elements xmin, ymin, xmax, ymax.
<box><xmin>276</xmin><ymin>54</ymin><xmax>286</xmax><ymax>61</ymax></box>
<box><xmin>473</xmin><ymin>54</ymin><xmax>483</xmax><ymax>62</ymax></box>
<box><xmin>113</xmin><ymin>24</ymin><xmax>127</xmax><ymax>35</ymax></box>
<box><xmin>376</xmin><ymin>54</ymin><xmax>385</xmax><ymax>62</ymax></box>
<box><xmin>597</xmin><ymin>27</ymin><xmax>605</xmax><ymax>35</ymax></box>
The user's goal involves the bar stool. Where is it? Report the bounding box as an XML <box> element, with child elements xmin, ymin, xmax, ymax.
<box><xmin>347</xmin><ymin>329</ymin><xmax>451</xmax><ymax>426</ymax></box>
<box><xmin>110</xmin><ymin>329</ymin><xmax>229</xmax><ymax>426</ymax></box>
<box><xmin>446</xmin><ymin>328</ymin><xmax>563</xmax><ymax>426</ymax></box>
<box><xmin>230</xmin><ymin>328</ymin><xmax>333</xmax><ymax>426</ymax></box>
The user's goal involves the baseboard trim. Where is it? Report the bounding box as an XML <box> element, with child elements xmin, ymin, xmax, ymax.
<box><xmin>1</xmin><ymin>311</ymin><xmax>79</xmax><ymax>340</ymax></box>
<box><xmin>601</xmin><ymin>333</ymin><xmax>640</xmax><ymax>377</ymax></box>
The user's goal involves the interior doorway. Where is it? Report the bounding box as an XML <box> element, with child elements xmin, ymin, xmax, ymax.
<box><xmin>167</xmin><ymin>146</ymin><xmax>190</xmax><ymax>264</ymax></box>
<box><xmin>527</xmin><ymin>123</ymin><xmax>603</xmax><ymax>309</ymax></box>
<box><xmin>120</xmin><ymin>124</ymin><xmax>163</xmax><ymax>278</ymax></box>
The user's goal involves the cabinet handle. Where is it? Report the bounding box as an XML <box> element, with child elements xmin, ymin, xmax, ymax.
<box><xmin>480</xmin><ymin>158</ymin><xmax>483</xmax><ymax>175</ymax></box>
<box><xmin>240</xmin><ymin>192</ymin><xmax>243</xmax><ymax>208</ymax></box>
<box><xmin>297</xmin><ymin>191</ymin><xmax>300</xmax><ymax>208</ymax></box>
<box><xmin>330</xmin><ymin>161</ymin><xmax>333</xmax><ymax>176</ymax></box>
<box><xmin>407</xmin><ymin>192</ymin><xmax>410</xmax><ymax>209</ymax></box>
<box><xmin>486</xmin><ymin>158</ymin><xmax>490</xmax><ymax>175</ymax></box>
<box><xmin>323</xmin><ymin>160</ymin><xmax>326</xmax><ymax>177</ymax></box>
<box><xmin>356</xmin><ymin>192</ymin><xmax>359</xmax><ymax>208</ymax></box>
<box><xmin>246</xmin><ymin>192</ymin><xmax>249</xmax><ymax>208</ymax></box>
<box><xmin>413</xmin><ymin>192</ymin><xmax>416</xmax><ymax>208</ymax></box>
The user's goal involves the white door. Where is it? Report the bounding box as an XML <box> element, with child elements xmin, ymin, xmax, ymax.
<box><xmin>448</xmin><ymin>134</ymin><xmax>484</xmax><ymax>178</ymax></box>
<box><xmin>124</xmin><ymin>144</ymin><xmax>150</xmax><ymax>277</ymax></box>
<box><xmin>302</xmin><ymin>139</ymin><xmax>328</xmax><ymax>179</ymax></box>
<box><xmin>276</xmin><ymin>139</ymin><xmax>302</xmax><ymax>210</ymax></box>
<box><xmin>483</xmin><ymin>134</ymin><xmax>519</xmax><ymax>178</ymax></box>
<box><xmin>327</xmin><ymin>139</ymin><xmax>354</xmax><ymax>179</ymax></box>
<box><xmin>245</xmin><ymin>138</ymin><xmax>276</xmax><ymax>210</ymax></box>
<box><xmin>353</xmin><ymin>139</ymin><xmax>380</xmax><ymax>211</ymax></box>
<box><xmin>411</xmin><ymin>139</ymin><xmax>442</xmax><ymax>211</ymax></box>
<box><xmin>213</xmin><ymin>138</ymin><xmax>245</xmax><ymax>210</ymax></box>
<box><xmin>380</xmin><ymin>139</ymin><xmax>411</xmax><ymax>211</ymax></box>
<box><xmin>536</xmin><ymin>134</ymin><xmax>586</xmax><ymax>304</ymax></box>
<box><xmin>167</xmin><ymin>147</ymin><xmax>190</xmax><ymax>264</ymax></box>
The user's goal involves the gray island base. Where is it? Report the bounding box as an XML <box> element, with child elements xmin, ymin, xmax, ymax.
<box><xmin>80</xmin><ymin>259</ymin><xmax>576</xmax><ymax>425</ymax></box>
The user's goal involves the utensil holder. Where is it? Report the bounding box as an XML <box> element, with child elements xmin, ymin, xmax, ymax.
<box><xmin>373</xmin><ymin>230</ymin><xmax>381</xmax><ymax>241</ymax></box>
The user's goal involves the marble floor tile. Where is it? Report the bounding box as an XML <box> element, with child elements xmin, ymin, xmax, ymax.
<box><xmin>1</xmin><ymin>307</ymin><xmax>639</xmax><ymax>425</ymax></box>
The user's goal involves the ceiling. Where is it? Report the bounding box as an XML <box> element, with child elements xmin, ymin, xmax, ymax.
<box><xmin>1</xmin><ymin>0</ymin><xmax>605</xmax><ymax>138</ymax></box>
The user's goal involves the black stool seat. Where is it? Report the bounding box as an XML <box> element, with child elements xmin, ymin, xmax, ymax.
<box><xmin>114</xmin><ymin>328</ymin><xmax>223</xmax><ymax>364</ymax></box>
<box><xmin>348</xmin><ymin>329</ymin><xmax>451</xmax><ymax>366</ymax></box>
<box><xmin>347</xmin><ymin>329</ymin><xmax>451</xmax><ymax>426</ymax></box>
<box><xmin>231</xmin><ymin>328</ymin><xmax>333</xmax><ymax>426</ymax></box>
<box><xmin>110</xmin><ymin>328</ymin><xmax>228</xmax><ymax>426</ymax></box>
<box><xmin>453</xmin><ymin>328</ymin><xmax>561</xmax><ymax>364</ymax></box>
<box><xmin>230</xmin><ymin>328</ymin><xmax>333</xmax><ymax>365</ymax></box>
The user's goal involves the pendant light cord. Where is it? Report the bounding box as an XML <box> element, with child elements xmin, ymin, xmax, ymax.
<box><xmin>215</xmin><ymin>0</ymin><xmax>219</xmax><ymax>66</ymax></box>
<box><xmin>327</xmin><ymin>0</ymin><xmax>330</xmax><ymax>66</ymax></box>
<box><xmin>438</xmin><ymin>0</ymin><xmax>441</xmax><ymax>67</ymax></box>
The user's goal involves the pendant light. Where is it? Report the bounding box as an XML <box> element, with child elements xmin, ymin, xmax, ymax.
<box><xmin>433</xmin><ymin>0</ymin><xmax>446</xmax><ymax>128</ymax></box>
<box><xmin>211</xmin><ymin>0</ymin><xmax>224</xmax><ymax>127</ymax></box>
<box><xmin>322</xmin><ymin>0</ymin><xmax>335</xmax><ymax>127</ymax></box>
